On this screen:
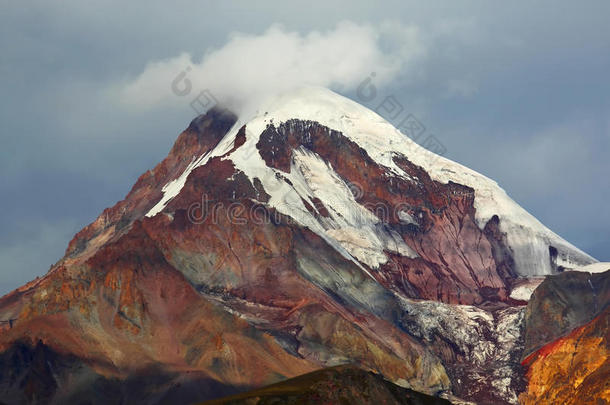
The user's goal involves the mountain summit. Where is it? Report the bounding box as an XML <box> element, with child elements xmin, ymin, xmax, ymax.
<box><xmin>150</xmin><ymin>87</ymin><xmax>595</xmax><ymax>278</ymax></box>
<box><xmin>0</xmin><ymin>87</ymin><xmax>605</xmax><ymax>404</ymax></box>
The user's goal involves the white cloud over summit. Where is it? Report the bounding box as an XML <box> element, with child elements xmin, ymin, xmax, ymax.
<box><xmin>119</xmin><ymin>21</ymin><xmax>424</xmax><ymax>114</ymax></box>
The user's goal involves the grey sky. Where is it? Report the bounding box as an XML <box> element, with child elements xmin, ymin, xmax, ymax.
<box><xmin>1</xmin><ymin>1</ymin><xmax>609</xmax><ymax>295</ymax></box>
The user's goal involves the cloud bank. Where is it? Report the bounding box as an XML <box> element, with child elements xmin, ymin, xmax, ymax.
<box><xmin>119</xmin><ymin>21</ymin><xmax>424</xmax><ymax>115</ymax></box>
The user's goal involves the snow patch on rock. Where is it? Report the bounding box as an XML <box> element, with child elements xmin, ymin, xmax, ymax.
<box><xmin>509</xmin><ymin>279</ymin><xmax>544</xmax><ymax>301</ymax></box>
<box><xmin>398</xmin><ymin>297</ymin><xmax>525</xmax><ymax>404</ymax></box>
<box><xmin>571</xmin><ymin>262</ymin><xmax>610</xmax><ymax>274</ymax></box>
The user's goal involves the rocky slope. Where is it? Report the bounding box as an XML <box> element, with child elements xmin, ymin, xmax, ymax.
<box><xmin>522</xmin><ymin>269</ymin><xmax>609</xmax><ymax>358</ymax></box>
<box><xmin>521</xmin><ymin>308</ymin><xmax>609</xmax><ymax>405</ymax></box>
<box><xmin>520</xmin><ymin>269</ymin><xmax>609</xmax><ymax>404</ymax></box>
<box><xmin>0</xmin><ymin>87</ymin><xmax>602</xmax><ymax>404</ymax></box>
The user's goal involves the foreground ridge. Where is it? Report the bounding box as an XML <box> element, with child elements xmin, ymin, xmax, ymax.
<box><xmin>202</xmin><ymin>365</ymin><xmax>453</xmax><ymax>405</ymax></box>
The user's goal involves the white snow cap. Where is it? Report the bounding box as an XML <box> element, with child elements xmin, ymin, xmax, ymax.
<box><xmin>147</xmin><ymin>86</ymin><xmax>596</xmax><ymax>276</ymax></box>
<box><xmin>571</xmin><ymin>262</ymin><xmax>610</xmax><ymax>274</ymax></box>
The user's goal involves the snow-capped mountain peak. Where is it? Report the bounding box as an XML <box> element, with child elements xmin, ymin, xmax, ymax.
<box><xmin>147</xmin><ymin>86</ymin><xmax>595</xmax><ymax>277</ymax></box>
<box><xmin>2</xmin><ymin>86</ymin><xmax>605</xmax><ymax>405</ymax></box>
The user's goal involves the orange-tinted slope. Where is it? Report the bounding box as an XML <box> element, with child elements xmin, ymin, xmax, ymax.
<box><xmin>520</xmin><ymin>308</ymin><xmax>609</xmax><ymax>404</ymax></box>
<box><xmin>520</xmin><ymin>269</ymin><xmax>610</xmax><ymax>404</ymax></box>
<box><xmin>0</xmin><ymin>221</ymin><xmax>318</xmax><ymax>402</ymax></box>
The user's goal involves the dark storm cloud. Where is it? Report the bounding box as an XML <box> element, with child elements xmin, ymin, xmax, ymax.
<box><xmin>1</xmin><ymin>0</ymin><xmax>608</xmax><ymax>295</ymax></box>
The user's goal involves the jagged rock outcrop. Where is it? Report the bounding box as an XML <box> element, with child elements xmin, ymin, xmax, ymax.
<box><xmin>521</xmin><ymin>269</ymin><xmax>610</xmax><ymax>358</ymax></box>
<box><xmin>257</xmin><ymin>120</ymin><xmax>517</xmax><ymax>305</ymax></box>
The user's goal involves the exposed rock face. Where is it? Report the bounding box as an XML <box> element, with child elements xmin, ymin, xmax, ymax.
<box><xmin>0</xmin><ymin>221</ymin><xmax>319</xmax><ymax>403</ymax></box>
<box><xmin>520</xmin><ymin>270</ymin><xmax>610</xmax><ymax>404</ymax></box>
<box><xmin>398</xmin><ymin>301</ymin><xmax>526</xmax><ymax>404</ymax></box>
<box><xmin>522</xmin><ymin>270</ymin><xmax>610</xmax><ymax>358</ymax></box>
<box><xmin>0</xmin><ymin>88</ymin><xmax>602</xmax><ymax>404</ymax></box>
<box><xmin>257</xmin><ymin>120</ymin><xmax>516</xmax><ymax>305</ymax></box>
<box><xmin>203</xmin><ymin>365</ymin><xmax>453</xmax><ymax>405</ymax></box>
<box><xmin>65</xmin><ymin>106</ymin><xmax>238</xmax><ymax>260</ymax></box>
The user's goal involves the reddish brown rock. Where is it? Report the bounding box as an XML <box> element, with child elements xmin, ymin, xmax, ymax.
<box><xmin>257</xmin><ymin>119</ymin><xmax>516</xmax><ymax>305</ymax></box>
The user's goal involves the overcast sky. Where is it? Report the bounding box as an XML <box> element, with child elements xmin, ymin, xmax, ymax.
<box><xmin>1</xmin><ymin>1</ymin><xmax>609</xmax><ymax>295</ymax></box>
